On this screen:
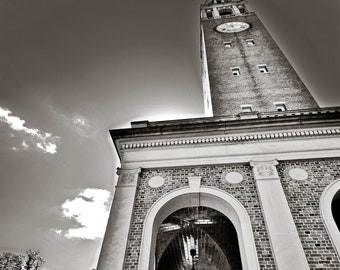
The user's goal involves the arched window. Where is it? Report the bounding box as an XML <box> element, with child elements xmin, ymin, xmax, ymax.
<box><xmin>206</xmin><ymin>9</ymin><xmax>213</xmax><ymax>18</ymax></box>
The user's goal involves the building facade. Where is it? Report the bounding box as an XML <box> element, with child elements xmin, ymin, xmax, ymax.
<box><xmin>97</xmin><ymin>1</ymin><xmax>340</xmax><ymax>269</ymax></box>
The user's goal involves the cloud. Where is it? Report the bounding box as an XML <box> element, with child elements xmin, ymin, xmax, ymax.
<box><xmin>48</xmin><ymin>105</ymin><xmax>95</xmax><ymax>139</ymax></box>
<box><xmin>57</xmin><ymin>188</ymin><xmax>111</xmax><ymax>240</ymax></box>
<box><xmin>0</xmin><ymin>106</ymin><xmax>59</xmax><ymax>154</ymax></box>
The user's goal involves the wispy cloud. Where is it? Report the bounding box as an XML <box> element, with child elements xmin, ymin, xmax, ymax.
<box><xmin>56</xmin><ymin>188</ymin><xmax>111</xmax><ymax>240</ymax></box>
<box><xmin>48</xmin><ymin>105</ymin><xmax>95</xmax><ymax>139</ymax></box>
<box><xmin>0</xmin><ymin>106</ymin><xmax>60</xmax><ymax>154</ymax></box>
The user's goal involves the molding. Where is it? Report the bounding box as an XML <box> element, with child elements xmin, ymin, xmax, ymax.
<box><xmin>320</xmin><ymin>180</ymin><xmax>340</xmax><ymax>258</ymax></box>
<box><xmin>119</xmin><ymin>136</ymin><xmax>340</xmax><ymax>169</ymax></box>
<box><xmin>116</xmin><ymin>167</ymin><xmax>141</xmax><ymax>187</ymax></box>
<box><xmin>121</xmin><ymin>128</ymin><xmax>340</xmax><ymax>150</ymax></box>
<box><xmin>250</xmin><ymin>160</ymin><xmax>279</xmax><ymax>180</ymax></box>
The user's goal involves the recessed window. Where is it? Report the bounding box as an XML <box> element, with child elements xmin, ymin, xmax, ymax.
<box><xmin>238</xmin><ymin>5</ymin><xmax>246</xmax><ymax>14</ymax></box>
<box><xmin>241</xmin><ymin>104</ymin><xmax>253</xmax><ymax>112</ymax></box>
<box><xmin>231</xmin><ymin>67</ymin><xmax>240</xmax><ymax>76</ymax></box>
<box><xmin>274</xmin><ymin>102</ymin><xmax>287</xmax><ymax>111</ymax></box>
<box><xmin>206</xmin><ymin>9</ymin><xmax>213</xmax><ymax>18</ymax></box>
<box><xmin>258</xmin><ymin>64</ymin><xmax>269</xmax><ymax>73</ymax></box>
<box><xmin>223</xmin><ymin>42</ymin><xmax>232</xmax><ymax>48</ymax></box>
<box><xmin>219</xmin><ymin>8</ymin><xmax>233</xmax><ymax>16</ymax></box>
<box><xmin>246</xmin><ymin>39</ymin><xmax>255</xmax><ymax>46</ymax></box>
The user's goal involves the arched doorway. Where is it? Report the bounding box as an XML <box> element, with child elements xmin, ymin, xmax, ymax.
<box><xmin>156</xmin><ymin>206</ymin><xmax>242</xmax><ymax>270</ymax></box>
<box><xmin>332</xmin><ymin>190</ymin><xmax>340</xmax><ymax>231</ymax></box>
<box><xmin>320</xmin><ymin>180</ymin><xmax>340</xmax><ymax>257</ymax></box>
<box><xmin>138</xmin><ymin>187</ymin><xmax>259</xmax><ymax>270</ymax></box>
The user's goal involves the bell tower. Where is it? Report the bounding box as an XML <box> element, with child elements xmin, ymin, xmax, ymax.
<box><xmin>97</xmin><ymin>1</ymin><xmax>340</xmax><ymax>270</ymax></box>
<box><xmin>200</xmin><ymin>0</ymin><xmax>318</xmax><ymax>116</ymax></box>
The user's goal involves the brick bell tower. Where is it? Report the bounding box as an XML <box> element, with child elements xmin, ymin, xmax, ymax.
<box><xmin>200</xmin><ymin>0</ymin><xmax>318</xmax><ymax>116</ymax></box>
<box><xmin>97</xmin><ymin>1</ymin><xmax>340</xmax><ymax>270</ymax></box>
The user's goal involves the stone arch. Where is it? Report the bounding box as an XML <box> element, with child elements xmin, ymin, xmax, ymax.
<box><xmin>320</xmin><ymin>179</ymin><xmax>340</xmax><ymax>257</ymax></box>
<box><xmin>138</xmin><ymin>186</ymin><xmax>260</xmax><ymax>270</ymax></box>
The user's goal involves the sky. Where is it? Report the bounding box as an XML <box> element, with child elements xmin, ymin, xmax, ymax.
<box><xmin>0</xmin><ymin>0</ymin><xmax>339</xmax><ymax>269</ymax></box>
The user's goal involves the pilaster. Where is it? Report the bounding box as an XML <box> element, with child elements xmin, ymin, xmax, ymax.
<box><xmin>250</xmin><ymin>160</ymin><xmax>309</xmax><ymax>270</ymax></box>
<box><xmin>97</xmin><ymin>167</ymin><xmax>141</xmax><ymax>270</ymax></box>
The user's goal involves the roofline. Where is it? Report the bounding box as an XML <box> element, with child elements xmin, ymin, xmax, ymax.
<box><xmin>110</xmin><ymin>107</ymin><xmax>340</xmax><ymax>140</ymax></box>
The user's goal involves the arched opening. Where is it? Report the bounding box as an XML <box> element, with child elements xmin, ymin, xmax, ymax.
<box><xmin>320</xmin><ymin>180</ymin><xmax>340</xmax><ymax>257</ymax></box>
<box><xmin>156</xmin><ymin>206</ymin><xmax>242</xmax><ymax>270</ymax></box>
<box><xmin>138</xmin><ymin>187</ymin><xmax>260</xmax><ymax>270</ymax></box>
<box><xmin>332</xmin><ymin>190</ymin><xmax>340</xmax><ymax>231</ymax></box>
<box><xmin>206</xmin><ymin>9</ymin><xmax>213</xmax><ymax>18</ymax></box>
<box><xmin>219</xmin><ymin>8</ymin><xmax>233</xmax><ymax>16</ymax></box>
<box><xmin>238</xmin><ymin>5</ymin><xmax>246</xmax><ymax>14</ymax></box>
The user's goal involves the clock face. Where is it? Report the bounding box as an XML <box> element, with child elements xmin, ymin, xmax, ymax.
<box><xmin>216</xmin><ymin>22</ymin><xmax>250</xmax><ymax>33</ymax></box>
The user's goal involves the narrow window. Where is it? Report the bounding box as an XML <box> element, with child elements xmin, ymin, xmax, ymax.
<box><xmin>274</xmin><ymin>102</ymin><xmax>287</xmax><ymax>111</ymax></box>
<box><xmin>231</xmin><ymin>67</ymin><xmax>240</xmax><ymax>76</ymax></box>
<box><xmin>238</xmin><ymin>5</ymin><xmax>246</xmax><ymax>13</ymax></box>
<box><xmin>241</xmin><ymin>104</ymin><xmax>253</xmax><ymax>112</ymax></box>
<box><xmin>219</xmin><ymin>8</ymin><xmax>233</xmax><ymax>16</ymax></box>
<box><xmin>223</xmin><ymin>42</ymin><xmax>232</xmax><ymax>48</ymax></box>
<box><xmin>246</xmin><ymin>39</ymin><xmax>255</xmax><ymax>46</ymax></box>
<box><xmin>258</xmin><ymin>64</ymin><xmax>269</xmax><ymax>73</ymax></box>
<box><xmin>206</xmin><ymin>9</ymin><xmax>213</xmax><ymax>18</ymax></box>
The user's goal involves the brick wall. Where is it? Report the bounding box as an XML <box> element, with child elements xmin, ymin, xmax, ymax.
<box><xmin>124</xmin><ymin>164</ymin><xmax>275</xmax><ymax>269</ymax></box>
<box><xmin>202</xmin><ymin>14</ymin><xmax>318</xmax><ymax>116</ymax></box>
<box><xmin>278</xmin><ymin>159</ymin><xmax>340</xmax><ymax>270</ymax></box>
<box><xmin>123</xmin><ymin>159</ymin><xmax>340</xmax><ymax>269</ymax></box>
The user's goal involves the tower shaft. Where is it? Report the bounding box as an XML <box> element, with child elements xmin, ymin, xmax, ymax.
<box><xmin>200</xmin><ymin>1</ymin><xmax>318</xmax><ymax>116</ymax></box>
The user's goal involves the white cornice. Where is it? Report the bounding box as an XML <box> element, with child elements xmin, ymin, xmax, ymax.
<box><xmin>121</xmin><ymin>127</ymin><xmax>340</xmax><ymax>150</ymax></box>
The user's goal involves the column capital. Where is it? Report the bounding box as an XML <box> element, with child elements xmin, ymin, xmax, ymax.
<box><xmin>116</xmin><ymin>167</ymin><xmax>141</xmax><ymax>186</ymax></box>
<box><xmin>250</xmin><ymin>159</ymin><xmax>279</xmax><ymax>180</ymax></box>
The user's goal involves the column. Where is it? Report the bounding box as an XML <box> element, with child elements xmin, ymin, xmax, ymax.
<box><xmin>97</xmin><ymin>167</ymin><xmax>141</xmax><ymax>270</ymax></box>
<box><xmin>250</xmin><ymin>160</ymin><xmax>309</xmax><ymax>270</ymax></box>
<box><xmin>232</xmin><ymin>5</ymin><xmax>240</xmax><ymax>14</ymax></box>
<box><xmin>212</xmin><ymin>7</ymin><xmax>220</xmax><ymax>17</ymax></box>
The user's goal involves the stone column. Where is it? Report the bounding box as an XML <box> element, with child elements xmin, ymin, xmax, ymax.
<box><xmin>232</xmin><ymin>5</ymin><xmax>240</xmax><ymax>14</ymax></box>
<box><xmin>250</xmin><ymin>160</ymin><xmax>309</xmax><ymax>270</ymax></box>
<box><xmin>212</xmin><ymin>7</ymin><xmax>220</xmax><ymax>18</ymax></box>
<box><xmin>97</xmin><ymin>167</ymin><xmax>141</xmax><ymax>270</ymax></box>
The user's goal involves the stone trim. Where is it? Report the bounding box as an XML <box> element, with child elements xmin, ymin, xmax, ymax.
<box><xmin>250</xmin><ymin>160</ymin><xmax>310</xmax><ymax>270</ymax></box>
<box><xmin>97</xmin><ymin>168</ymin><xmax>142</xmax><ymax>270</ymax></box>
<box><xmin>250</xmin><ymin>160</ymin><xmax>279</xmax><ymax>179</ymax></box>
<box><xmin>121</xmin><ymin>128</ymin><xmax>340</xmax><ymax>150</ymax></box>
<box><xmin>116</xmin><ymin>167</ymin><xmax>141</xmax><ymax>187</ymax></box>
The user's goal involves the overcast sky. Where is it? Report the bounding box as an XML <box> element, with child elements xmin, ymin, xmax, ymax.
<box><xmin>0</xmin><ymin>0</ymin><xmax>339</xmax><ymax>269</ymax></box>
